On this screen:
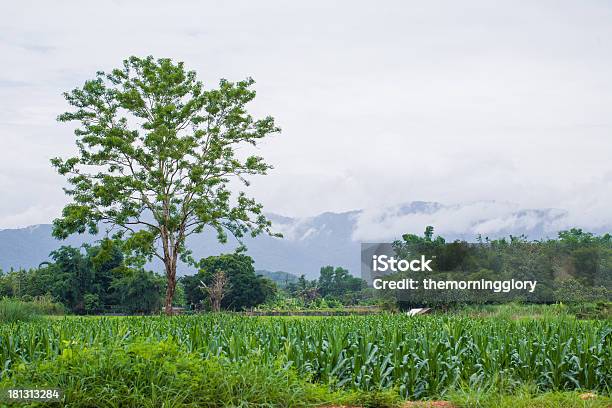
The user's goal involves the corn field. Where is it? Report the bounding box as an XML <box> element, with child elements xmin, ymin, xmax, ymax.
<box><xmin>0</xmin><ymin>315</ymin><xmax>610</xmax><ymax>398</ymax></box>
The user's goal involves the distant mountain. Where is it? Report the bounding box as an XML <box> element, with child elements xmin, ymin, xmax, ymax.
<box><xmin>1</xmin><ymin>201</ymin><xmax>609</xmax><ymax>278</ymax></box>
<box><xmin>256</xmin><ymin>270</ymin><xmax>300</xmax><ymax>287</ymax></box>
<box><xmin>0</xmin><ymin>224</ymin><xmax>96</xmax><ymax>271</ymax></box>
<box><xmin>0</xmin><ymin>211</ymin><xmax>364</xmax><ymax>278</ymax></box>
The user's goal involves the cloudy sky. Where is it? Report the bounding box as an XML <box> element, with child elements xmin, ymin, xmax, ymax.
<box><xmin>1</xmin><ymin>1</ymin><xmax>611</xmax><ymax>235</ymax></box>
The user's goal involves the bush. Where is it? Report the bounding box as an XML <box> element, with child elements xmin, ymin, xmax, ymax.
<box><xmin>0</xmin><ymin>298</ymin><xmax>41</xmax><ymax>323</ymax></box>
<box><xmin>0</xmin><ymin>296</ymin><xmax>65</xmax><ymax>323</ymax></box>
<box><xmin>553</xmin><ymin>279</ymin><xmax>611</xmax><ymax>304</ymax></box>
<box><xmin>27</xmin><ymin>295</ymin><xmax>66</xmax><ymax>315</ymax></box>
<box><xmin>568</xmin><ymin>301</ymin><xmax>612</xmax><ymax>320</ymax></box>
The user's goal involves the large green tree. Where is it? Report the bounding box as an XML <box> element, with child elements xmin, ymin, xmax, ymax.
<box><xmin>51</xmin><ymin>56</ymin><xmax>280</xmax><ymax>314</ymax></box>
<box><xmin>182</xmin><ymin>253</ymin><xmax>276</xmax><ymax>310</ymax></box>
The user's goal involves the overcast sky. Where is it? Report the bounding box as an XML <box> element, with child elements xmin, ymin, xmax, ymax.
<box><xmin>1</xmin><ymin>0</ymin><xmax>611</xmax><ymax>233</ymax></box>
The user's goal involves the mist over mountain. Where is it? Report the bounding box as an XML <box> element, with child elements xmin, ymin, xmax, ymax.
<box><xmin>1</xmin><ymin>201</ymin><xmax>609</xmax><ymax>278</ymax></box>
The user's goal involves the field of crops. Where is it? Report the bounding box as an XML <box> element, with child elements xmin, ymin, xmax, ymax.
<box><xmin>1</xmin><ymin>314</ymin><xmax>610</xmax><ymax>404</ymax></box>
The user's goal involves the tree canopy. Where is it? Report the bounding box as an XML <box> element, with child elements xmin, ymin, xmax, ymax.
<box><xmin>51</xmin><ymin>56</ymin><xmax>280</xmax><ymax>313</ymax></box>
<box><xmin>387</xmin><ymin>226</ymin><xmax>612</xmax><ymax>307</ymax></box>
<box><xmin>182</xmin><ymin>253</ymin><xmax>276</xmax><ymax>311</ymax></box>
<box><xmin>0</xmin><ymin>240</ymin><xmax>164</xmax><ymax>314</ymax></box>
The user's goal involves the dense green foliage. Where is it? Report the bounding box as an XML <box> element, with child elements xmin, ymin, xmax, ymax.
<box><xmin>0</xmin><ymin>315</ymin><xmax>609</xmax><ymax>403</ymax></box>
<box><xmin>388</xmin><ymin>227</ymin><xmax>612</xmax><ymax>307</ymax></box>
<box><xmin>458</xmin><ymin>302</ymin><xmax>612</xmax><ymax>321</ymax></box>
<box><xmin>2</xmin><ymin>227</ymin><xmax>609</xmax><ymax>315</ymax></box>
<box><xmin>0</xmin><ymin>240</ymin><xmax>164</xmax><ymax>314</ymax></box>
<box><xmin>51</xmin><ymin>56</ymin><xmax>280</xmax><ymax>314</ymax></box>
<box><xmin>109</xmin><ymin>268</ymin><xmax>165</xmax><ymax>313</ymax></box>
<box><xmin>318</xmin><ymin>266</ymin><xmax>368</xmax><ymax>300</ymax></box>
<box><xmin>181</xmin><ymin>253</ymin><xmax>276</xmax><ymax>310</ymax></box>
<box><xmin>2</xmin><ymin>339</ymin><xmax>343</xmax><ymax>407</ymax></box>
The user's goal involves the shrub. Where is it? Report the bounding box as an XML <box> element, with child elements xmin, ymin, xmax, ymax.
<box><xmin>0</xmin><ymin>296</ymin><xmax>65</xmax><ymax>323</ymax></box>
<box><xmin>0</xmin><ymin>298</ymin><xmax>40</xmax><ymax>323</ymax></box>
<box><xmin>27</xmin><ymin>295</ymin><xmax>66</xmax><ymax>315</ymax></box>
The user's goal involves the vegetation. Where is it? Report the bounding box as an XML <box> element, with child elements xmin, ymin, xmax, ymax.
<box><xmin>317</xmin><ymin>266</ymin><xmax>368</xmax><ymax>301</ymax></box>
<box><xmin>0</xmin><ymin>296</ymin><xmax>64</xmax><ymax>323</ymax></box>
<box><xmin>0</xmin><ymin>314</ymin><xmax>609</xmax><ymax>406</ymax></box>
<box><xmin>0</xmin><ymin>230</ymin><xmax>610</xmax><ymax>406</ymax></box>
<box><xmin>256</xmin><ymin>269</ymin><xmax>300</xmax><ymax>288</ymax></box>
<box><xmin>455</xmin><ymin>301</ymin><xmax>612</xmax><ymax>321</ymax></box>
<box><xmin>4</xmin><ymin>227</ymin><xmax>610</xmax><ymax>317</ymax></box>
<box><xmin>1</xmin><ymin>53</ymin><xmax>609</xmax><ymax>406</ymax></box>
<box><xmin>182</xmin><ymin>253</ymin><xmax>277</xmax><ymax>311</ymax></box>
<box><xmin>51</xmin><ymin>56</ymin><xmax>280</xmax><ymax>314</ymax></box>
<box><xmin>385</xmin><ymin>227</ymin><xmax>612</xmax><ymax>307</ymax></box>
<box><xmin>2</xmin><ymin>338</ymin><xmax>344</xmax><ymax>407</ymax></box>
<box><xmin>0</xmin><ymin>240</ymin><xmax>165</xmax><ymax>314</ymax></box>
<box><xmin>273</xmin><ymin>266</ymin><xmax>372</xmax><ymax>309</ymax></box>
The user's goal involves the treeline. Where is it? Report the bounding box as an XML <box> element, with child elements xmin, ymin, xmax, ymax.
<box><xmin>387</xmin><ymin>227</ymin><xmax>612</xmax><ymax>306</ymax></box>
<box><xmin>0</xmin><ymin>238</ymin><xmax>370</xmax><ymax>314</ymax></box>
<box><xmin>3</xmin><ymin>227</ymin><xmax>609</xmax><ymax>314</ymax></box>
<box><xmin>0</xmin><ymin>240</ymin><xmax>368</xmax><ymax>314</ymax></box>
<box><xmin>0</xmin><ymin>240</ymin><xmax>281</xmax><ymax>314</ymax></box>
<box><xmin>0</xmin><ymin>240</ymin><xmax>165</xmax><ymax>314</ymax></box>
<box><xmin>247</xmin><ymin>266</ymin><xmax>373</xmax><ymax>312</ymax></box>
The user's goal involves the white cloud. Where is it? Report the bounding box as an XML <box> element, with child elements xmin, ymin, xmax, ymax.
<box><xmin>0</xmin><ymin>204</ymin><xmax>62</xmax><ymax>230</ymax></box>
<box><xmin>1</xmin><ymin>1</ymin><xmax>611</xmax><ymax>230</ymax></box>
<box><xmin>351</xmin><ymin>200</ymin><xmax>607</xmax><ymax>242</ymax></box>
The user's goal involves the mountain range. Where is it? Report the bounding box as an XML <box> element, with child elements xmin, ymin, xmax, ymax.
<box><xmin>1</xmin><ymin>201</ymin><xmax>608</xmax><ymax>278</ymax></box>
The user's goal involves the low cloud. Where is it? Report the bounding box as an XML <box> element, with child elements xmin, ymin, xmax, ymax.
<box><xmin>352</xmin><ymin>201</ymin><xmax>606</xmax><ymax>242</ymax></box>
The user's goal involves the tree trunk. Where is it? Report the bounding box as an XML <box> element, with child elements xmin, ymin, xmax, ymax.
<box><xmin>161</xmin><ymin>225</ymin><xmax>181</xmax><ymax>316</ymax></box>
<box><xmin>164</xmin><ymin>258</ymin><xmax>176</xmax><ymax>315</ymax></box>
<box><xmin>212</xmin><ymin>297</ymin><xmax>220</xmax><ymax>312</ymax></box>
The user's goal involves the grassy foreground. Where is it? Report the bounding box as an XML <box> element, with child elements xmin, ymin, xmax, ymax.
<box><xmin>0</xmin><ymin>314</ymin><xmax>609</xmax><ymax>407</ymax></box>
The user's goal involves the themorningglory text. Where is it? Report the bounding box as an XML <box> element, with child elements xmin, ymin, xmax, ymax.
<box><xmin>373</xmin><ymin>278</ymin><xmax>537</xmax><ymax>293</ymax></box>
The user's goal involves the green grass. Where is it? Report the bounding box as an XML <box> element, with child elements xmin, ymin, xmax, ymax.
<box><xmin>0</xmin><ymin>297</ymin><xmax>65</xmax><ymax>323</ymax></box>
<box><xmin>455</xmin><ymin>302</ymin><xmax>612</xmax><ymax>321</ymax></box>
